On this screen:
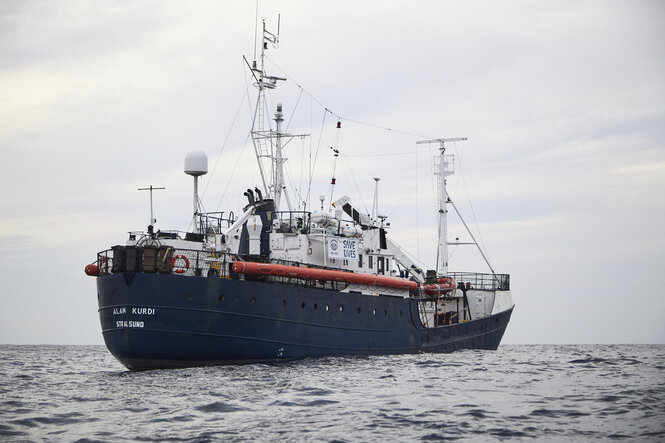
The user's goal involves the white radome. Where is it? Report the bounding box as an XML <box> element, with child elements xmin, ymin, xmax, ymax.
<box><xmin>184</xmin><ymin>150</ymin><xmax>208</xmax><ymax>176</ymax></box>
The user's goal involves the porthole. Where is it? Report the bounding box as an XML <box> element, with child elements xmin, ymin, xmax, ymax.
<box><xmin>302</xmin><ymin>302</ymin><xmax>306</xmax><ymax>309</ymax></box>
<box><xmin>250</xmin><ymin>297</ymin><xmax>256</xmax><ymax>305</ymax></box>
<box><xmin>339</xmin><ymin>305</ymin><xmax>344</xmax><ymax>312</ymax></box>
<box><xmin>400</xmin><ymin>310</ymin><xmax>403</xmax><ymax>317</ymax></box>
<box><xmin>384</xmin><ymin>309</ymin><xmax>387</xmax><ymax>316</ymax></box>
<box><xmin>326</xmin><ymin>305</ymin><xmax>329</xmax><ymax>311</ymax></box>
<box><xmin>314</xmin><ymin>303</ymin><xmax>318</xmax><ymax>310</ymax></box>
<box><xmin>372</xmin><ymin>309</ymin><xmax>376</xmax><ymax>315</ymax></box>
<box><xmin>357</xmin><ymin>307</ymin><xmax>361</xmax><ymax>314</ymax></box>
<box><xmin>219</xmin><ymin>295</ymin><xmax>225</xmax><ymax>303</ymax></box>
<box><xmin>282</xmin><ymin>299</ymin><xmax>286</xmax><ymax>306</ymax></box>
<box><xmin>187</xmin><ymin>292</ymin><xmax>194</xmax><ymax>300</ymax></box>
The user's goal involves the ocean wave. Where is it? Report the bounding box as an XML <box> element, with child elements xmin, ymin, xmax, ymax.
<box><xmin>0</xmin><ymin>344</ymin><xmax>663</xmax><ymax>441</ymax></box>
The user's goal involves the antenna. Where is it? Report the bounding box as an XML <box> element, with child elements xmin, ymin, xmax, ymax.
<box><xmin>372</xmin><ymin>177</ymin><xmax>380</xmax><ymax>223</ymax></box>
<box><xmin>138</xmin><ymin>185</ymin><xmax>165</xmax><ymax>226</ymax></box>
<box><xmin>253</xmin><ymin>0</ymin><xmax>259</xmax><ymax>62</ymax></box>
<box><xmin>328</xmin><ymin>146</ymin><xmax>340</xmax><ymax>210</ymax></box>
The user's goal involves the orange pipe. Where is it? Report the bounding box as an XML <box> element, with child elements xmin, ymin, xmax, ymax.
<box><xmin>232</xmin><ymin>261</ymin><xmax>418</xmax><ymax>291</ymax></box>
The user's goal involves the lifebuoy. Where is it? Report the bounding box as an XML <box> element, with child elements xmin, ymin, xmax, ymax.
<box><xmin>171</xmin><ymin>255</ymin><xmax>190</xmax><ymax>274</ymax></box>
<box><xmin>85</xmin><ymin>264</ymin><xmax>98</xmax><ymax>276</ymax></box>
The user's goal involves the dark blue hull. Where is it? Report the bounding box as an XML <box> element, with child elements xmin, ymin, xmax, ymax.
<box><xmin>97</xmin><ymin>272</ymin><xmax>513</xmax><ymax>370</ymax></box>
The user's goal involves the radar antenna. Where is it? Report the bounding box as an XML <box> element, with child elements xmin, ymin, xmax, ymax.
<box><xmin>416</xmin><ymin>137</ymin><xmax>467</xmax><ymax>276</ymax></box>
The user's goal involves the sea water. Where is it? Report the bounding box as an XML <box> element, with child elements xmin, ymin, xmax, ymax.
<box><xmin>1</xmin><ymin>344</ymin><xmax>663</xmax><ymax>441</ymax></box>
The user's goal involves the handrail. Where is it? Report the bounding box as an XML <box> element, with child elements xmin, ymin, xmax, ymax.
<box><xmin>96</xmin><ymin>246</ymin><xmax>383</xmax><ymax>279</ymax></box>
<box><xmin>95</xmin><ymin>246</ymin><xmax>506</xmax><ymax>295</ymax></box>
<box><xmin>449</xmin><ymin>272</ymin><xmax>510</xmax><ymax>291</ymax></box>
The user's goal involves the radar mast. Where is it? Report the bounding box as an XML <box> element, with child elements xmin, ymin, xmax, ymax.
<box><xmin>248</xmin><ymin>17</ymin><xmax>307</xmax><ymax>212</ymax></box>
<box><xmin>416</xmin><ymin>137</ymin><xmax>466</xmax><ymax>276</ymax></box>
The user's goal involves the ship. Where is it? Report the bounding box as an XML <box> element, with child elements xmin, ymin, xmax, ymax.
<box><xmin>86</xmin><ymin>19</ymin><xmax>514</xmax><ymax>370</ymax></box>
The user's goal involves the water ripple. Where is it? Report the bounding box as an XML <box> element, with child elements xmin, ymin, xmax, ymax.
<box><xmin>0</xmin><ymin>344</ymin><xmax>663</xmax><ymax>441</ymax></box>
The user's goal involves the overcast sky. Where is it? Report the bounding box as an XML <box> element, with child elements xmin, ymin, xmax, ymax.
<box><xmin>1</xmin><ymin>1</ymin><xmax>664</xmax><ymax>345</ymax></box>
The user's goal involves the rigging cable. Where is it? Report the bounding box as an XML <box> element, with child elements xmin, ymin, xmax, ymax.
<box><xmin>306</xmin><ymin>95</ymin><xmax>313</xmax><ymax>210</ymax></box>
<box><xmin>340</xmin><ymin>154</ymin><xmax>371</xmax><ymax>215</ymax></box>
<box><xmin>277</xmin><ymin>88</ymin><xmax>305</xmax><ymax>209</ymax></box>
<box><xmin>299</xmin><ymin>126</ymin><xmax>306</xmax><ymax>210</ymax></box>
<box><xmin>264</xmin><ymin>55</ymin><xmax>431</xmax><ymax>139</ymax></box>
<box><xmin>342</xmin><ymin>151</ymin><xmax>426</xmax><ymax>158</ymax></box>
<box><xmin>398</xmin><ymin>236</ymin><xmax>436</xmax><ymax>273</ymax></box>
<box><xmin>328</xmin><ymin>146</ymin><xmax>340</xmax><ymax>210</ymax></box>
<box><xmin>252</xmin><ymin>0</ymin><xmax>258</xmax><ymax>62</ymax></box>
<box><xmin>201</xmin><ymin>89</ymin><xmax>248</xmax><ymax>200</ymax></box>
<box><xmin>305</xmin><ymin>109</ymin><xmax>329</xmax><ymax>210</ymax></box>
<box><xmin>415</xmin><ymin>145</ymin><xmax>420</xmax><ymax>261</ymax></box>
<box><xmin>212</xmin><ymin>61</ymin><xmax>261</xmax><ymax>212</ymax></box>
<box><xmin>452</xmin><ymin>141</ymin><xmax>492</xmax><ymax>267</ymax></box>
<box><xmin>282</xmin><ymin>141</ymin><xmax>308</xmax><ymax>211</ymax></box>
<box><xmin>285</xmin><ymin>88</ymin><xmax>304</xmax><ymax>133</ymax></box>
<box><xmin>215</xmin><ymin>132</ymin><xmax>252</xmax><ymax>213</ymax></box>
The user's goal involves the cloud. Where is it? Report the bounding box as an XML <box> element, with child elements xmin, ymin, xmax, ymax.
<box><xmin>1</xmin><ymin>0</ymin><xmax>664</xmax><ymax>345</ymax></box>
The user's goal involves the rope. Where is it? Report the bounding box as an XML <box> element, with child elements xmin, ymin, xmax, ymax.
<box><xmin>214</xmin><ymin>132</ymin><xmax>252</xmax><ymax>212</ymax></box>
<box><xmin>452</xmin><ymin>141</ymin><xmax>492</xmax><ymax>266</ymax></box>
<box><xmin>201</xmin><ymin>89</ymin><xmax>248</xmax><ymax>199</ymax></box>
<box><xmin>339</xmin><ymin>116</ymin><xmax>430</xmax><ymax>139</ymax></box>
<box><xmin>265</xmin><ymin>55</ymin><xmax>432</xmax><ymax>139</ymax></box>
<box><xmin>328</xmin><ymin>147</ymin><xmax>339</xmax><ymax>210</ymax></box>
<box><xmin>415</xmin><ymin>147</ymin><xmax>420</xmax><ymax>261</ymax></box>
<box><xmin>305</xmin><ymin>109</ymin><xmax>329</xmax><ymax>209</ymax></box>
<box><xmin>285</xmin><ymin>88</ymin><xmax>303</xmax><ymax>133</ymax></box>
<box><xmin>340</xmin><ymin>154</ymin><xmax>370</xmax><ymax>215</ymax></box>
<box><xmin>342</xmin><ymin>151</ymin><xmax>426</xmax><ymax>158</ymax></box>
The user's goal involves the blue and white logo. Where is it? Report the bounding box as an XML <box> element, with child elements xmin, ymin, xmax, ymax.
<box><xmin>328</xmin><ymin>237</ymin><xmax>358</xmax><ymax>260</ymax></box>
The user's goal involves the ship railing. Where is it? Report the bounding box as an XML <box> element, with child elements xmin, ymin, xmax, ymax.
<box><xmin>273</xmin><ymin>210</ymin><xmax>311</xmax><ymax>234</ymax></box>
<box><xmin>449</xmin><ymin>272</ymin><xmax>510</xmax><ymax>291</ymax></box>
<box><xmin>94</xmin><ymin>246</ymin><xmax>403</xmax><ymax>292</ymax></box>
<box><xmin>95</xmin><ymin>246</ymin><xmax>349</xmax><ymax>281</ymax></box>
<box><xmin>96</xmin><ymin>247</ymin><xmax>511</xmax><ymax>293</ymax></box>
<box><xmin>96</xmin><ymin>247</ymin><xmax>237</xmax><ymax>278</ymax></box>
<box><xmin>198</xmin><ymin>211</ymin><xmax>236</xmax><ymax>235</ymax></box>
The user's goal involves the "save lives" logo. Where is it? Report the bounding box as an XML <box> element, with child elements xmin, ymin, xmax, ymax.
<box><xmin>328</xmin><ymin>238</ymin><xmax>358</xmax><ymax>260</ymax></box>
